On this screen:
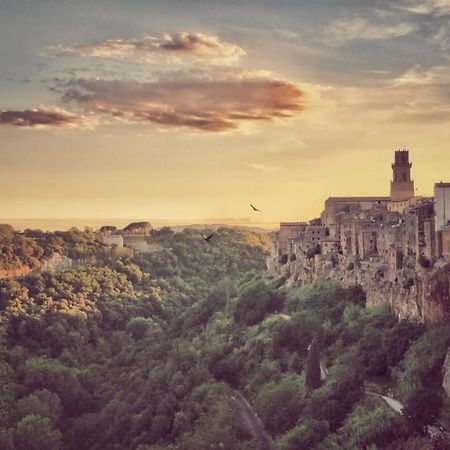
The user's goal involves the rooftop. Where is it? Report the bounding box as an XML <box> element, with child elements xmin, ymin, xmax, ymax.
<box><xmin>280</xmin><ymin>222</ymin><xmax>308</xmax><ymax>226</ymax></box>
<box><xmin>325</xmin><ymin>196</ymin><xmax>390</xmax><ymax>203</ymax></box>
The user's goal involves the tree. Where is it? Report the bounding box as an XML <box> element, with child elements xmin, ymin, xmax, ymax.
<box><xmin>14</xmin><ymin>415</ymin><xmax>62</xmax><ymax>450</ymax></box>
<box><xmin>404</xmin><ymin>387</ymin><xmax>442</xmax><ymax>430</ymax></box>
<box><xmin>0</xmin><ymin>427</ymin><xmax>14</xmax><ymax>450</ymax></box>
<box><xmin>277</xmin><ymin>419</ymin><xmax>329</xmax><ymax>450</ymax></box>
<box><xmin>255</xmin><ymin>375</ymin><xmax>304</xmax><ymax>435</ymax></box>
<box><xmin>383</xmin><ymin>321</ymin><xmax>424</xmax><ymax>367</ymax></box>
<box><xmin>234</xmin><ymin>279</ymin><xmax>284</xmax><ymax>326</ymax></box>
<box><xmin>16</xmin><ymin>389</ymin><xmax>61</xmax><ymax>424</ymax></box>
<box><xmin>126</xmin><ymin>317</ymin><xmax>152</xmax><ymax>340</ymax></box>
<box><xmin>305</xmin><ymin>338</ymin><xmax>321</xmax><ymax>391</ymax></box>
<box><xmin>358</xmin><ymin>327</ymin><xmax>388</xmax><ymax>377</ymax></box>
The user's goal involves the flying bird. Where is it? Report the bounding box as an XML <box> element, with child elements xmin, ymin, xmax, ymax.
<box><xmin>202</xmin><ymin>233</ymin><xmax>214</xmax><ymax>242</ymax></box>
<box><xmin>250</xmin><ymin>204</ymin><xmax>261</xmax><ymax>212</ymax></box>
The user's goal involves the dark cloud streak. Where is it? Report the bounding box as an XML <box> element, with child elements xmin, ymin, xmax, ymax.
<box><xmin>0</xmin><ymin>107</ymin><xmax>81</xmax><ymax>128</ymax></box>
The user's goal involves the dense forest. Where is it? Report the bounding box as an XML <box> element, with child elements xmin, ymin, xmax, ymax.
<box><xmin>0</xmin><ymin>224</ymin><xmax>106</xmax><ymax>271</ymax></box>
<box><xmin>0</xmin><ymin>225</ymin><xmax>449</xmax><ymax>449</ymax></box>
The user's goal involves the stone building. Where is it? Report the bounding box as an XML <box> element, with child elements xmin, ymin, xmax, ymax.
<box><xmin>274</xmin><ymin>149</ymin><xmax>447</xmax><ymax>269</ymax></box>
<box><xmin>440</xmin><ymin>228</ymin><xmax>450</xmax><ymax>259</ymax></box>
<box><xmin>322</xmin><ymin>197</ymin><xmax>390</xmax><ymax>238</ymax></box>
<box><xmin>390</xmin><ymin>150</ymin><xmax>414</xmax><ymax>202</ymax></box>
<box><xmin>435</xmin><ymin>183</ymin><xmax>450</xmax><ymax>260</ymax></box>
<box><xmin>434</xmin><ymin>182</ymin><xmax>450</xmax><ymax>230</ymax></box>
<box><xmin>122</xmin><ymin>221</ymin><xmax>153</xmax><ymax>236</ymax></box>
<box><xmin>321</xmin><ymin>238</ymin><xmax>340</xmax><ymax>255</ymax></box>
<box><xmin>277</xmin><ymin>222</ymin><xmax>308</xmax><ymax>256</ymax></box>
<box><xmin>387</xmin><ymin>150</ymin><xmax>419</xmax><ymax>212</ymax></box>
<box><xmin>99</xmin><ymin>225</ymin><xmax>118</xmax><ymax>235</ymax></box>
<box><xmin>102</xmin><ymin>234</ymin><xmax>124</xmax><ymax>248</ymax></box>
<box><xmin>297</xmin><ymin>225</ymin><xmax>328</xmax><ymax>253</ymax></box>
<box><xmin>269</xmin><ymin>148</ymin><xmax>450</xmax><ymax>325</ymax></box>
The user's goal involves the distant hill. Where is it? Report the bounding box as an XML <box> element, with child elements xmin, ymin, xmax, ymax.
<box><xmin>169</xmin><ymin>223</ymin><xmax>272</xmax><ymax>233</ymax></box>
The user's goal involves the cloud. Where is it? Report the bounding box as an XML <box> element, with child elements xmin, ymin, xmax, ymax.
<box><xmin>317</xmin><ymin>65</ymin><xmax>450</xmax><ymax>125</ymax></box>
<box><xmin>392</xmin><ymin>65</ymin><xmax>446</xmax><ymax>85</ymax></box>
<box><xmin>59</xmin><ymin>72</ymin><xmax>304</xmax><ymax>132</ymax></box>
<box><xmin>392</xmin><ymin>66</ymin><xmax>438</xmax><ymax>87</ymax></box>
<box><xmin>45</xmin><ymin>33</ymin><xmax>246</xmax><ymax>65</ymax></box>
<box><xmin>0</xmin><ymin>106</ymin><xmax>82</xmax><ymax>128</ymax></box>
<box><xmin>248</xmin><ymin>163</ymin><xmax>281</xmax><ymax>173</ymax></box>
<box><xmin>393</xmin><ymin>0</ymin><xmax>450</xmax><ymax>15</ymax></box>
<box><xmin>433</xmin><ymin>24</ymin><xmax>450</xmax><ymax>51</ymax></box>
<box><xmin>325</xmin><ymin>17</ymin><xmax>417</xmax><ymax>43</ymax></box>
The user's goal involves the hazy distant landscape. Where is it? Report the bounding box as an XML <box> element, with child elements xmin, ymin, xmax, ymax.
<box><xmin>1</xmin><ymin>219</ymin><xmax>279</xmax><ymax>233</ymax></box>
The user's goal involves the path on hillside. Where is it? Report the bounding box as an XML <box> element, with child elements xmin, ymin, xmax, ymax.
<box><xmin>379</xmin><ymin>395</ymin><xmax>404</xmax><ymax>413</ymax></box>
<box><xmin>366</xmin><ymin>391</ymin><xmax>404</xmax><ymax>414</ymax></box>
<box><xmin>320</xmin><ymin>359</ymin><xmax>328</xmax><ymax>380</ymax></box>
<box><xmin>231</xmin><ymin>391</ymin><xmax>275</xmax><ymax>450</ymax></box>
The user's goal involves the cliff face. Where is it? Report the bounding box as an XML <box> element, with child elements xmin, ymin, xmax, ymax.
<box><xmin>268</xmin><ymin>253</ymin><xmax>450</xmax><ymax>325</ymax></box>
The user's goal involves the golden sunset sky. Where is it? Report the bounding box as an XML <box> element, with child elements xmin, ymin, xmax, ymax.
<box><xmin>1</xmin><ymin>0</ymin><xmax>450</xmax><ymax>226</ymax></box>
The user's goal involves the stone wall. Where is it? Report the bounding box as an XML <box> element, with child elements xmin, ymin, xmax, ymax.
<box><xmin>0</xmin><ymin>253</ymin><xmax>92</xmax><ymax>280</ymax></box>
<box><xmin>123</xmin><ymin>237</ymin><xmax>163</xmax><ymax>253</ymax></box>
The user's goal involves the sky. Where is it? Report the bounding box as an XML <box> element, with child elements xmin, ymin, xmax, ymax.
<box><xmin>1</xmin><ymin>0</ymin><xmax>450</xmax><ymax>226</ymax></box>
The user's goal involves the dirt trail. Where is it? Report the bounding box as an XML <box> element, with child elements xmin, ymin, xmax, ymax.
<box><xmin>231</xmin><ymin>390</ymin><xmax>275</xmax><ymax>450</ymax></box>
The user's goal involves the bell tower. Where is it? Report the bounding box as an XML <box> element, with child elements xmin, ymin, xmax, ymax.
<box><xmin>390</xmin><ymin>149</ymin><xmax>414</xmax><ymax>202</ymax></box>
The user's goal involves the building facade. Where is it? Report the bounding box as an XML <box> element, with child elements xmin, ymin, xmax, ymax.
<box><xmin>274</xmin><ymin>149</ymin><xmax>450</xmax><ymax>270</ymax></box>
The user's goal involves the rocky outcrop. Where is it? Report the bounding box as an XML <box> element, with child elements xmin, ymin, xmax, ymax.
<box><xmin>421</xmin><ymin>264</ymin><xmax>450</xmax><ymax>324</ymax></box>
<box><xmin>443</xmin><ymin>349</ymin><xmax>450</xmax><ymax>397</ymax></box>
<box><xmin>268</xmin><ymin>253</ymin><xmax>450</xmax><ymax>324</ymax></box>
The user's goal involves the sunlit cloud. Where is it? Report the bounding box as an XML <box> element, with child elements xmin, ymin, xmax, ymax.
<box><xmin>0</xmin><ymin>106</ymin><xmax>84</xmax><ymax>128</ymax></box>
<box><xmin>248</xmin><ymin>163</ymin><xmax>282</xmax><ymax>173</ymax></box>
<box><xmin>45</xmin><ymin>32</ymin><xmax>246</xmax><ymax>66</ymax></box>
<box><xmin>317</xmin><ymin>65</ymin><xmax>450</xmax><ymax>124</ymax></box>
<box><xmin>394</xmin><ymin>0</ymin><xmax>450</xmax><ymax>15</ymax></box>
<box><xmin>58</xmin><ymin>72</ymin><xmax>304</xmax><ymax>132</ymax></box>
<box><xmin>325</xmin><ymin>17</ymin><xmax>417</xmax><ymax>43</ymax></box>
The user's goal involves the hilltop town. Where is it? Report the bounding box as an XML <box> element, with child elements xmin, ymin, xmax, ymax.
<box><xmin>269</xmin><ymin>150</ymin><xmax>450</xmax><ymax>324</ymax></box>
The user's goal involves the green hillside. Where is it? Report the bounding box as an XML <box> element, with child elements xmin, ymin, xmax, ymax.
<box><xmin>0</xmin><ymin>226</ymin><xmax>448</xmax><ymax>450</ymax></box>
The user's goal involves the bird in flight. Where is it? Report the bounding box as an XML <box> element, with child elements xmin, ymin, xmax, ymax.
<box><xmin>202</xmin><ymin>232</ymin><xmax>215</xmax><ymax>242</ymax></box>
<box><xmin>250</xmin><ymin>204</ymin><xmax>261</xmax><ymax>212</ymax></box>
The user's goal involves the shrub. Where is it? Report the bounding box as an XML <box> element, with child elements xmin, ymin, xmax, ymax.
<box><xmin>255</xmin><ymin>375</ymin><xmax>304</xmax><ymax>435</ymax></box>
<box><xmin>126</xmin><ymin>317</ymin><xmax>152</xmax><ymax>340</ymax></box>
<box><xmin>305</xmin><ymin>338</ymin><xmax>321</xmax><ymax>391</ymax></box>
<box><xmin>234</xmin><ymin>279</ymin><xmax>284</xmax><ymax>326</ymax></box>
